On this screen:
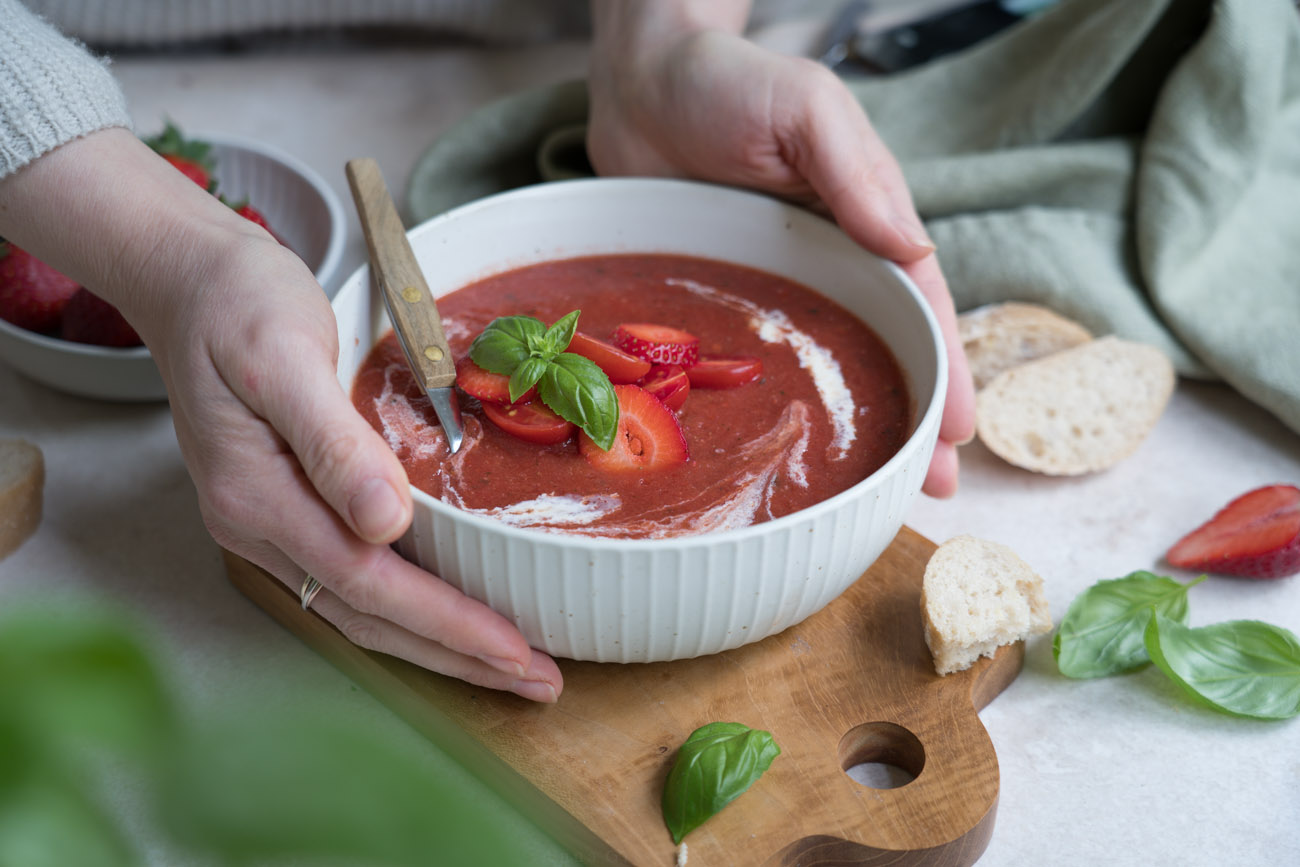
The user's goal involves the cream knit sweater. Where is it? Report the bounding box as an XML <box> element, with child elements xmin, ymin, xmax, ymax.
<box><xmin>0</xmin><ymin>0</ymin><xmax>131</xmax><ymax>179</ymax></box>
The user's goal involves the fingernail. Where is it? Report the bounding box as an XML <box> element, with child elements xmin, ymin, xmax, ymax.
<box><xmin>511</xmin><ymin>679</ymin><xmax>558</xmax><ymax>703</ymax></box>
<box><xmin>349</xmin><ymin>478</ymin><xmax>405</xmax><ymax>542</ymax></box>
<box><xmin>892</xmin><ymin>208</ymin><xmax>935</xmax><ymax>252</ymax></box>
<box><xmin>481</xmin><ymin>655</ymin><xmax>526</xmax><ymax>677</ymax></box>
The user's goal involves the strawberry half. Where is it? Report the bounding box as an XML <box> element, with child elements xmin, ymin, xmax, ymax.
<box><xmin>143</xmin><ymin>122</ymin><xmax>215</xmax><ymax>191</ymax></box>
<box><xmin>612</xmin><ymin>323</ymin><xmax>699</xmax><ymax>368</ymax></box>
<box><xmin>0</xmin><ymin>243</ymin><xmax>80</xmax><ymax>333</ymax></box>
<box><xmin>455</xmin><ymin>356</ymin><xmax>535</xmax><ymax>405</ymax></box>
<box><xmin>1166</xmin><ymin>484</ymin><xmax>1300</xmax><ymax>579</ymax></box>
<box><xmin>579</xmin><ymin>384</ymin><xmax>689</xmax><ymax>472</ymax></box>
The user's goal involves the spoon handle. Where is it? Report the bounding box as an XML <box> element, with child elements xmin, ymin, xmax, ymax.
<box><xmin>345</xmin><ymin>157</ymin><xmax>457</xmax><ymax>390</ymax></box>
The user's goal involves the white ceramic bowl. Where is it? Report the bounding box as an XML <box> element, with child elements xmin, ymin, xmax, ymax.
<box><xmin>0</xmin><ymin>134</ymin><xmax>345</xmax><ymax>402</ymax></box>
<box><xmin>334</xmin><ymin>178</ymin><xmax>946</xmax><ymax>663</ymax></box>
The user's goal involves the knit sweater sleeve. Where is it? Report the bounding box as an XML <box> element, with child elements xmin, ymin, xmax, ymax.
<box><xmin>0</xmin><ymin>0</ymin><xmax>131</xmax><ymax>180</ymax></box>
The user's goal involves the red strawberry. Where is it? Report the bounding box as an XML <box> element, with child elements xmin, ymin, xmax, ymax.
<box><xmin>686</xmin><ymin>355</ymin><xmax>764</xmax><ymax>389</ymax></box>
<box><xmin>567</xmin><ymin>331</ymin><xmax>651</xmax><ymax>383</ymax></box>
<box><xmin>0</xmin><ymin>243</ymin><xmax>80</xmax><ymax>333</ymax></box>
<box><xmin>143</xmin><ymin>122</ymin><xmax>215</xmax><ymax>191</ymax></box>
<box><xmin>161</xmin><ymin>153</ymin><xmax>211</xmax><ymax>188</ymax></box>
<box><xmin>639</xmin><ymin>363</ymin><xmax>690</xmax><ymax>412</ymax></box>
<box><xmin>579</xmin><ymin>384</ymin><xmax>689</xmax><ymax>472</ymax></box>
<box><xmin>60</xmin><ymin>288</ymin><xmax>142</xmax><ymax>347</ymax></box>
<box><xmin>612</xmin><ymin>323</ymin><xmax>699</xmax><ymax>367</ymax></box>
<box><xmin>455</xmin><ymin>356</ymin><xmax>535</xmax><ymax>405</ymax></box>
<box><xmin>482</xmin><ymin>400</ymin><xmax>575</xmax><ymax>445</ymax></box>
<box><xmin>1166</xmin><ymin>484</ymin><xmax>1300</xmax><ymax>579</ymax></box>
<box><xmin>235</xmin><ymin>203</ymin><xmax>273</xmax><ymax>232</ymax></box>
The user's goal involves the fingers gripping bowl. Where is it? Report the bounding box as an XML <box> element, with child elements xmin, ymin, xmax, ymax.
<box><xmin>333</xmin><ymin>179</ymin><xmax>946</xmax><ymax>663</ymax></box>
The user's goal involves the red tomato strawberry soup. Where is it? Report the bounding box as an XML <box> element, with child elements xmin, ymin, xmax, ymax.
<box><xmin>350</xmin><ymin>254</ymin><xmax>911</xmax><ymax>539</ymax></box>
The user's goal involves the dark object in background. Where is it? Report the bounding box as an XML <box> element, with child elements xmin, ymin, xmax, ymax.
<box><xmin>820</xmin><ymin>0</ymin><xmax>1056</xmax><ymax>75</ymax></box>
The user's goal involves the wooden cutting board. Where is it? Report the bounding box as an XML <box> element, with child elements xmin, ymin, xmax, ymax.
<box><xmin>225</xmin><ymin>526</ymin><xmax>1022</xmax><ymax>866</ymax></box>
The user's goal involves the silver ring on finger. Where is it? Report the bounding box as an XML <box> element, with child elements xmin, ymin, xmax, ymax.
<box><xmin>300</xmin><ymin>575</ymin><xmax>324</xmax><ymax>611</ymax></box>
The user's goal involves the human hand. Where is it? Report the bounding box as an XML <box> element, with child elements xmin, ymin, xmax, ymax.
<box><xmin>587</xmin><ymin>20</ymin><xmax>975</xmax><ymax>497</ymax></box>
<box><xmin>0</xmin><ymin>128</ymin><xmax>562</xmax><ymax>701</ymax></box>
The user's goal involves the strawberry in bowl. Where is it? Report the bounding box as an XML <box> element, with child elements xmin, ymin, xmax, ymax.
<box><xmin>0</xmin><ymin>125</ymin><xmax>344</xmax><ymax>401</ymax></box>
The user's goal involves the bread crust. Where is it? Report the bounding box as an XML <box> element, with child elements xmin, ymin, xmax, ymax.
<box><xmin>958</xmin><ymin>301</ymin><xmax>1093</xmax><ymax>390</ymax></box>
<box><xmin>0</xmin><ymin>439</ymin><xmax>44</xmax><ymax>560</ymax></box>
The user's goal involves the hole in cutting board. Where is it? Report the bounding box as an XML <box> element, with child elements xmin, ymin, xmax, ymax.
<box><xmin>838</xmin><ymin>721</ymin><xmax>924</xmax><ymax>790</ymax></box>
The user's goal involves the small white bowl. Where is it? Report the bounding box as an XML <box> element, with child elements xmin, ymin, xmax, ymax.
<box><xmin>0</xmin><ymin>134</ymin><xmax>345</xmax><ymax>402</ymax></box>
<box><xmin>334</xmin><ymin>178</ymin><xmax>946</xmax><ymax>663</ymax></box>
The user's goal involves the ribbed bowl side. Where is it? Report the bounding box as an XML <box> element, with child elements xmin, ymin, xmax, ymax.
<box><xmin>209</xmin><ymin>141</ymin><xmax>337</xmax><ymax>281</ymax></box>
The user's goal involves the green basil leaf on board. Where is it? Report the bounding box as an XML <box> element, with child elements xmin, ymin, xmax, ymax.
<box><xmin>468</xmin><ymin>315</ymin><xmax>544</xmax><ymax>374</ymax></box>
<box><xmin>538</xmin><ymin>353</ymin><xmax>619</xmax><ymax>451</ymax></box>
<box><xmin>661</xmin><ymin>722</ymin><xmax>780</xmax><ymax>844</ymax></box>
<box><xmin>1143</xmin><ymin>615</ymin><xmax>1300</xmax><ymax>720</ymax></box>
<box><xmin>1054</xmin><ymin>571</ymin><xmax>1205</xmax><ymax>678</ymax></box>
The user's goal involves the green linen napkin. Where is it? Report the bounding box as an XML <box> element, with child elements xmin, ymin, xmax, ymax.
<box><xmin>407</xmin><ymin>0</ymin><xmax>1300</xmax><ymax>436</ymax></box>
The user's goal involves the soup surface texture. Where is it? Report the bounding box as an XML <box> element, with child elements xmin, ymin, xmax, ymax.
<box><xmin>351</xmin><ymin>254</ymin><xmax>910</xmax><ymax>539</ymax></box>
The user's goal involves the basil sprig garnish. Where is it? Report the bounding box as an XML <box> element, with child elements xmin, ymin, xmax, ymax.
<box><xmin>1144</xmin><ymin>616</ymin><xmax>1300</xmax><ymax>720</ymax></box>
<box><xmin>469</xmin><ymin>311</ymin><xmax>617</xmax><ymax>450</ymax></box>
<box><xmin>1054</xmin><ymin>571</ymin><xmax>1300</xmax><ymax>719</ymax></box>
<box><xmin>1054</xmin><ymin>571</ymin><xmax>1204</xmax><ymax>678</ymax></box>
<box><xmin>661</xmin><ymin>722</ymin><xmax>780</xmax><ymax>844</ymax></box>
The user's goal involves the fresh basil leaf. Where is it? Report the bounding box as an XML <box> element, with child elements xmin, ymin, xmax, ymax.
<box><xmin>661</xmin><ymin>722</ymin><xmax>780</xmax><ymax>845</ymax></box>
<box><xmin>1144</xmin><ymin>614</ymin><xmax>1300</xmax><ymax>720</ymax></box>
<box><xmin>509</xmin><ymin>357</ymin><xmax>548</xmax><ymax>404</ymax></box>
<box><xmin>537</xmin><ymin>353</ymin><xmax>618</xmax><ymax>451</ymax></box>
<box><xmin>542</xmin><ymin>310</ymin><xmax>580</xmax><ymax>355</ymax></box>
<box><xmin>1053</xmin><ymin>571</ymin><xmax>1204</xmax><ymax>679</ymax></box>
<box><xmin>469</xmin><ymin>315</ymin><xmax>545</xmax><ymax>375</ymax></box>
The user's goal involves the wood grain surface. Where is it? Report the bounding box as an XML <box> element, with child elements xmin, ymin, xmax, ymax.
<box><xmin>225</xmin><ymin>526</ymin><xmax>1023</xmax><ymax>866</ymax></box>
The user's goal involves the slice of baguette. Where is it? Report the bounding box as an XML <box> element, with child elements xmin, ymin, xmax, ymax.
<box><xmin>0</xmin><ymin>439</ymin><xmax>44</xmax><ymax>560</ymax></box>
<box><xmin>975</xmin><ymin>336</ymin><xmax>1174</xmax><ymax>475</ymax></box>
<box><xmin>958</xmin><ymin>301</ymin><xmax>1093</xmax><ymax>390</ymax></box>
<box><xmin>921</xmin><ymin>535</ymin><xmax>1052</xmax><ymax>676</ymax></box>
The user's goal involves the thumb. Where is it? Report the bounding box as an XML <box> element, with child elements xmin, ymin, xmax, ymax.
<box><xmin>263</xmin><ymin>358</ymin><xmax>414</xmax><ymax>545</ymax></box>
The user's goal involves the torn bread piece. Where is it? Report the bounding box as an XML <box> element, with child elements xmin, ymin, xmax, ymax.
<box><xmin>0</xmin><ymin>439</ymin><xmax>44</xmax><ymax>560</ymax></box>
<box><xmin>975</xmin><ymin>336</ymin><xmax>1174</xmax><ymax>475</ymax></box>
<box><xmin>922</xmin><ymin>535</ymin><xmax>1052</xmax><ymax>676</ymax></box>
<box><xmin>958</xmin><ymin>301</ymin><xmax>1093</xmax><ymax>390</ymax></box>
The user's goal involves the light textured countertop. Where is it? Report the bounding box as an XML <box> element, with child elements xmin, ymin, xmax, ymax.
<box><xmin>2</xmin><ymin>16</ymin><xmax>1298</xmax><ymax>866</ymax></box>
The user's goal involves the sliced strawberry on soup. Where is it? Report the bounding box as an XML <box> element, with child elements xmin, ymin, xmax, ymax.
<box><xmin>482</xmin><ymin>400</ymin><xmax>576</xmax><ymax>445</ymax></box>
<box><xmin>1166</xmin><ymin>484</ymin><xmax>1300</xmax><ymax>579</ymax></box>
<box><xmin>455</xmin><ymin>356</ymin><xmax>535</xmax><ymax>404</ymax></box>
<box><xmin>579</xmin><ymin>384</ymin><xmax>688</xmax><ymax>472</ymax></box>
<box><xmin>686</xmin><ymin>355</ymin><xmax>764</xmax><ymax>389</ymax></box>
<box><xmin>639</xmin><ymin>364</ymin><xmax>689</xmax><ymax>412</ymax></box>
<box><xmin>612</xmin><ymin>322</ymin><xmax>700</xmax><ymax>368</ymax></box>
<box><xmin>567</xmin><ymin>331</ymin><xmax>651</xmax><ymax>383</ymax></box>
